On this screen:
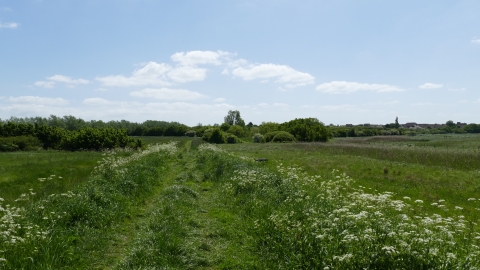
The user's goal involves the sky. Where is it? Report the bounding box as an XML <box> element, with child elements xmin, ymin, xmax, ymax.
<box><xmin>1</xmin><ymin>0</ymin><xmax>479</xmax><ymax>126</ymax></box>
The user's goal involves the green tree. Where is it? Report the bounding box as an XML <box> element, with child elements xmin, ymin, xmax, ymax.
<box><xmin>446</xmin><ymin>120</ymin><xmax>455</xmax><ymax>127</ymax></box>
<box><xmin>395</xmin><ymin>117</ymin><xmax>400</xmax><ymax>128</ymax></box>
<box><xmin>224</xmin><ymin>110</ymin><xmax>245</xmax><ymax>127</ymax></box>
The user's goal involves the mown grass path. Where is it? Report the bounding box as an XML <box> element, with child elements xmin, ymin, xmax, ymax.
<box><xmin>92</xmin><ymin>140</ymin><xmax>259</xmax><ymax>269</ymax></box>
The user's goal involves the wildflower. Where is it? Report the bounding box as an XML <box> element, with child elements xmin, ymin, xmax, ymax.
<box><xmin>415</xmin><ymin>200</ymin><xmax>423</xmax><ymax>203</ymax></box>
<box><xmin>455</xmin><ymin>206</ymin><xmax>463</xmax><ymax>210</ymax></box>
<box><xmin>468</xmin><ymin>198</ymin><xmax>476</xmax><ymax>201</ymax></box>
<box><xmin>403</xmin><ymin>196</ymin><xmax>411</xmax><ymax>200</ymax></box>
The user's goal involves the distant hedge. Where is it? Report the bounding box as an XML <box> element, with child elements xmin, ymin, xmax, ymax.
<box><xmin>0</xmin><ymin>124</ymin><xmax>144</xmax><ymax>151</ymax></box>
<box><xmin>0</xmin><ymin>136</ymin><xmax>42</xmax><ymax>152</ymax></box>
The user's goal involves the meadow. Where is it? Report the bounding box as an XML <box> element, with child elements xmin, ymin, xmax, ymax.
<box><xmin>1</xmin><ymin>134</ymin><xmax>480</xmax><ymax>269</ymax></box>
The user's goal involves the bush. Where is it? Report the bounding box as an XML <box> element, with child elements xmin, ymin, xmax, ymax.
<box><xmin>227</xmin><ymin>125</ymin><xmax>245</xmax><ymax>137</ymax></box>
<box><xmin>226</xmin><ymin>134</ymin><xmax>242</xmax><ymax>144</ymax></box>
<box><xmin>185</xmin><ymin>130</ymin><xmax>196</xmax><ymax>137</ymax></box>
<box><xmin>252</xmin><ymin>133</ymin><xmax>265</xmax><ymax>143</ymax></box>
<box><xmin>264</xmin><ymin>131</ymin><xmax>282</xmax><ymax>143</ymax></box>
<box><xmin>202</xmin><ymin>128</ymin><xmax>226</xmax><ymax>144</ymax></box>
<box><xmin>271</xmin><ymin>131</ymin><xmax>296</xmax><ymax>143</ymax></box>
<box><xmin>0</xmin><ymin>136</ymin><xmax>42</xmax><ymax>151</ymax></box>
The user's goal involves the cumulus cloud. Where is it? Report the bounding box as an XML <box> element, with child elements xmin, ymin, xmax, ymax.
<box><xmin>214</xmin><ymin>97</ymin><xmax>226</xmax><ymax>102</ymax></box>
<box><xmin>232</xmin><ymin>64</ymin><xmax>315</xmax><ymax>88</ymax></box>
<box><xmin>34</xmin><ymin>81</ymin><xmax>55</xmax><ymax>88</ymax></box>
<box><xmin>8</xmin><ymin>96</ymin><xmax>69</xmax><ymax>106</ymax></box>
<box><xmin>0</xmin><ymin>22</ymin><xmax>18</xmax><ymax>29</ymax></box>
<box><xmin>471</xmin><ymin>38</ymin><xmax>480</xmax><ymax>44</ymax></box>
<box><xmin>96</xmin><ymin>61</ymin><xmax>208</xmax><ymax>87</ymax></box>
<box><xmin>167</xmin><ymin>66</ymin><xmax>207</xmax><ymax>83</ymax></box>
<box><xmin>129</xmin><ymin>88</ymin><xmax>205</xmax><ymax>101</ymax></box>
<box><xmin>171</xmin><ymin>50</ymin><xmax>231</xmax><ymax>66</ymax></box>
<box><xmin>48</xmin><ymin>75</ymin><xmax>89</xmax><ymax>84</ymax></box>
<box><xmin>419</xmin><ymin>83</ymin><xmax>443</xmax><ymax>89</ymax></box>
<box><xmin>83</xmin><ymin>98</ymin><xmax>115</xmax><ymax>106</ymax></box>
<box><xmin>96</xmin><ymin>62</ymin><xmax>171</xmax><ymax>87</ymax></box>
<box><xmin>316</xmin><ymin>81</ymin><xmax>404</xmax><ymax>94</ymax></box>
<box><xmin>34</xmin><ymin>75</ymin><xmax>90</xmax><ymax>88</ymax></box>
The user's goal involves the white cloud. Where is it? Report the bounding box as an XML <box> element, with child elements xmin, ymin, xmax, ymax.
<box><xmin>316</xmin><ymin>81</ymin><xmax>404</xmax><ymax>94</ymax></box>
<box><xmin>8</xmin><ymin>96</ymin><xmax>69</xmax><ymax>106</ymax></box>
<box><xmin>167</xmin><ymin>66</ymin><xmax>207</xmax><ymax>83</ymax></box>
<box><xmin>34</xmin><ymin>74</ymin><xmax>90</xmax><ymax>88</ymax></box>
<box><xmin>0</xmin><ymin>22</ymin><xmax>18</xmax><ymax>29</ymax></box>
<box><xmin>83</xmin><ymin>98</ymin><xmax>115</xmax><ymax>106</ymax></box>
<box><xmin>471</xmin><ymin>38</ymin><xmax>480</xmax><ymax>44</ymax></box>
<box><xmin>273</xmin><ymin>103</ymin><xmax>288</xmax><ymax>107</ymax></box>
<box><xmin>96</xmin><ymin>62</ymin><xmax>172</xmax><ymax>87</ymax></box>
<box><xmin>34</xmin><ymin>81</ymin><xmax>55</xmax><ymax>88</ymax></box>
<box><xmin>232</xmin><ymin>64</ymin><xmax>315</xmax><ymax>88</ymax></box>
<box><xmin>96</xmin><ymin>61</ymin><xmax>208</xmax><ymax>87</ymax></box>
<box><xmin>419</xmin><ymin>83</ymin><xmax>443</xmax><ymax>89</ymax></box>
<box><xmin>47</xmin><ymin>75</ymin><xmax>89</xmax><ymax>85</ymax></box>
<box><xmin>214</xmin><ymin>98</ymin><xmax>226</xmax><ymax>102</ymax></box>
<box><xmin>129</xmin><ymin>88</ymin><xmax>205</xmax><ymax>101</ymax></box>
<box><xmin>171</xmin><ymin>50</ymin><xmax>231</xmax><ymax>66</ymax></box>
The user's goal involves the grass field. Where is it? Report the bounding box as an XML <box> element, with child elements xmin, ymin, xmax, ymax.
<box><xmin>1</xmin><ymin>135</ymin><xmax>480</xmax><ymax>268</ymax></box>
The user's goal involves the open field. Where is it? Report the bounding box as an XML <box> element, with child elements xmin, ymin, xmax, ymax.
<box><xmin>1</xmin><ymin>135</ymin><xmax>480</xmax><ymax>268</ymax></box>
<box><xmin>221</xmin><ymin>135</ymin><xmax>480</xmax><ymax>224</ymax></box>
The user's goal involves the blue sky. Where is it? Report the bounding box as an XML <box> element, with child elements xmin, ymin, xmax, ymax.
<box><xmin>1</xmin><ymin>0</ymin><xmax>479</xmax><ymax>126</ymax></box>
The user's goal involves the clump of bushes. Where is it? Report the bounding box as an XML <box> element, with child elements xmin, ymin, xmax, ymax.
<box><xmin>271</xmin><ymin>131</ymin><xmax>296</xmax><ymax>143</ymax></box>
<box><xmin>264</xmin><ymin>131</ymin><xmax>295</xmax><ymax>143</ymax></box>
<box><xmin>226</xmin><ymin>134</ymin><xmax>243</xmax><ymax>144</ymax></box>
<box><xmin>185</xmin><ymin>130</ymin><xmax>196</xmax><ymax>137</ymax></box>
<box><xmin>202</xmin><ymin>128</ymin><xmax>244</xmax><ymax>144</ymax></box>
<box><xmin>252</xmin><ymin>133</ymin><xmax>265</xmax><ymax>143</ymax></box>
<box><xmin>0</xmin><ymin>136</ymin><xmax>42</xmax><ymax>152</ymax></box>
<box><xmin>202</xmin><ymin>128</ymin><xmax>226</xmax><ymax>144</ymax></box>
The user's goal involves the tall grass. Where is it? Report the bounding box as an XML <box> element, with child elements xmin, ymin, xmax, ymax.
<box><xmin>197</xmin><ymin>144</ymin><xmax>480</xmax><ymax>268</ymax></box>
<box><xmin>0</xmin><ymin>143</ymin><xmax>178</xmax><ymax>269</ymax></box>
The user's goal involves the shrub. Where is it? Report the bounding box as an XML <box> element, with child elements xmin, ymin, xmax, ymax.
<box><xmin>252</xmin><ymin>133</ymin><xmax>265</xmax><ymax>143</ymax></box>
<box><xmin>264</xmin><ymin>131</ymin><xmax>281</xmax><ymax>143</ymax></box>
<box><xmin>226</xmin><ymin>134</ymin><xmax>242</xmax><ymax>144</ymax></box>
<box><xmin>0</xmin><ymin>136</ymin><xmax>42</xmax><ymax>152</ymax></box>
<box><xmin>271</xmin><ymin>131</ymin><xmax>296</xmax><ymax>143</ymax></box>
<box><xmin>202</xmin><ymin>128</ymin><xmax>226</xmax><ymax>144</ymax></box>
<box><xmin>185</xmin><ymin>130</ymin><xmax>196</xmax><ymax>137</ymax></box>
<box><xmin>227</xmin><ymin>125</ymin><xmax>245</xmax><ymax>137</ymax></box>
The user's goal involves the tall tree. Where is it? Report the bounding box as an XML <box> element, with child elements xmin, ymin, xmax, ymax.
<box><xmin>395</xmin><ymin>117</ymin><xmax>400</xmax><ymax>128</ymax></box>
<box><xmin>224</xmin><ymin>110</ymin><xmax>245</xmax><ymax>127</ymax></box>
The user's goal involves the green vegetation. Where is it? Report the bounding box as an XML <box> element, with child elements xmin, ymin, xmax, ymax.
<box><xmin>2</xmin><ymin>118</ymin><xmax>480</xmax><ymax>268</ymax></box>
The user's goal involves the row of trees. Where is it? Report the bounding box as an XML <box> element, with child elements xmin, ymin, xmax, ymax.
<box><xmin>0</xmin><ymin>116</ymin><xmax>189</xmax><ymax>137</ymax></box>
<box><xmin>0</xmin><ymin>123</ymin><xmax>143</xmax><ymax>151</ymax></box>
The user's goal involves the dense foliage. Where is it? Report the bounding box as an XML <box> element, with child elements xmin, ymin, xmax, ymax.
<box><xmin>1</xmin><ymin>115</ymin><xmax>189</xmax><ymax>137</ymax></box>
<box><xmin>280</xmin><ymin>118</ymin><xmax>331</xmax><ymax>142</ymax></box>
<box><xmin>0</xmin><ymin>123</ymin><xmax>143</xmax><ymax>151</ymax></box>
